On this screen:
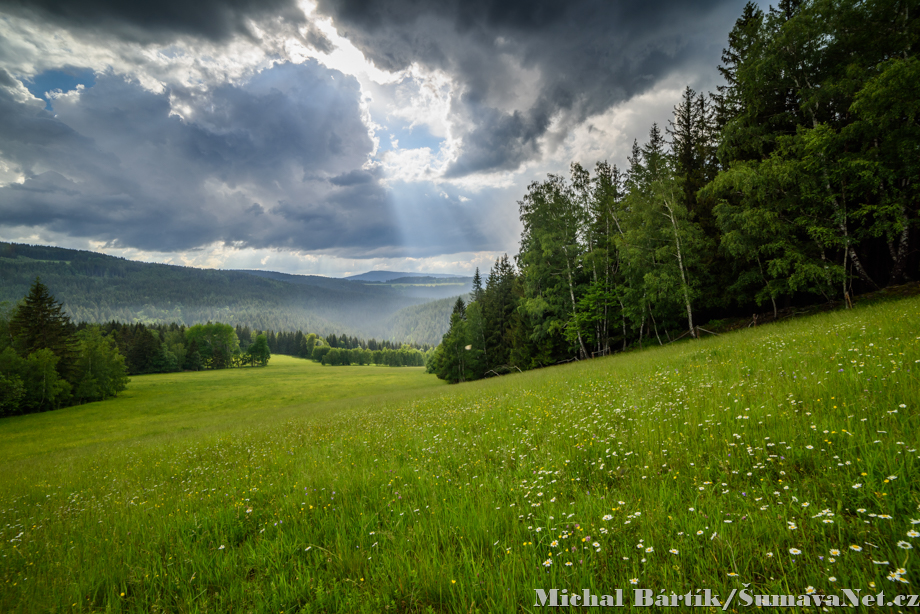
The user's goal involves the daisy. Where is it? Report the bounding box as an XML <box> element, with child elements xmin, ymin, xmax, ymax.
<box><xmin>849</xmin><ymin>545</ymin><xmax>862</xmax><ymax>552</ymax></box>
<box><xmin>669</xmin><ymin>549</ymin><xmax>679</xmax><ymax>555</ymax></box>
<box><xmin>629</xmin><ymin>578</ymin><xmax>638</xmax><ymax>585</ymax></box>
<box><xmin>789</xmin><ymin>548</ymin><xmax>801</xmax><ymax>555</ymax></box>
<box><xmin>897</xmin><ymin>541</ymin><xmax>913</xmax><ymax>550</ymax></box>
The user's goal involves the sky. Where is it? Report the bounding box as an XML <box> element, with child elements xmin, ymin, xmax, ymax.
<box><xmin>0</xmin><ymin>0</ymin><xmax>752</xmax><ymax>277</ymax></box>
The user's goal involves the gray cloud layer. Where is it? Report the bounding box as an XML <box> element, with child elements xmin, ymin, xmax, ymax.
<box><xmin>0</xmin><ymin>0</ymin><xmax>305</xmax><ymax>42</ymax></box>
<box><xmin>316</xmin><ymin>0</ymin><xmax>742</xmax><ymax>176</ymax></box>
<box><xmin>0</xmin><ymin>61</ymin><xmax>498</xmax><ymax>256</ymax></box>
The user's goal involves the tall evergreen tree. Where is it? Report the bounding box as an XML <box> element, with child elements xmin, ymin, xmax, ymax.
<box><xmin>9</xmin><ymin>277</ymin><xmax>78</xmax><ymax>382</ymax></box>
<box><xmin>471</xmin><ymin>268</ymin><xmax>484</xmax><ymax>303</ymax></box>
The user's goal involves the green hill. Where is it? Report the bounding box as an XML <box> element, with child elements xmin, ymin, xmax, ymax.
<box><xmin>0</xmin><ymin>242</ymin><xmax>456</xmax><ymax>344</ymax></box>
<box><xmin>384</xmin><ymin>295</ymin><xmax>467</xmax><ymax>345</ymax></box>
<box><xmin>0</xmin><ymin>293</ymin><xmax>916</xmax><ymax>611</ymax></box>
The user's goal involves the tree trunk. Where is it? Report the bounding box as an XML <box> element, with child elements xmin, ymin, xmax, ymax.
<box><xmin>888</xmin><ymin>205</ymin><xmax>912</xmax><ymax>284</ymax></box>
<box><xmin>663</xmin><ymin>199</ymin><xmax>695</xmax><ymax>338</ymax></box>
<box><xmin>649</xmin><ymin>307</ymin><xmax>663</xmax><ymax>345</ymax></box>
<box><xmin>561</xmin><ymin>245</ymin><xmax>589</xmax><ymax>359</ymax></box>
<box><xmin>618</xmin><ymin>298</ymin><xmax>627</xmax><ymax>351</ymax></box>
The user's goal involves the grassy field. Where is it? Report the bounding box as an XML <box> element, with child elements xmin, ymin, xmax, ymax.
<box><xmin>1</xmin><ymin>297</ymin><xmax>918</xmax><ymax>612</ymax></box>
<box><xmin>0</xmin><ymin>356</ymin><xmax>445</xmax><ymax>466</ymax></box>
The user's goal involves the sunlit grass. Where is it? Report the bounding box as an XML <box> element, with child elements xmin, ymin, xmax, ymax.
<box><xmin>0</xmin><ymin>297</ymin><xmax>918</xmax><ymax>612</ymax></box>
<box><xmin>0</xmin><ymin>356</ymin><xmax>443</xmax><ymax>465</ymax></box>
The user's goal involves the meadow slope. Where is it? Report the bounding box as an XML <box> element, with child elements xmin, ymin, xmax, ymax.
<box><xmin>0</xmin><ymin>297</ymin><xmax>918</xmax><ymax>612</ymax></box>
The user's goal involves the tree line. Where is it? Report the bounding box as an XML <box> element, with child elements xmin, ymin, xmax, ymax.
<box><xmin>70</xmin><ymin>317</ymin><xmax>431</xmax><ymax>377</ymax></box>
<box><xmin>236</xmin><ymin>326</ymin><xmax>430</xmax><ymax>366</ymax></box>
<box><xmin>429</xmin><ymin>0</ymin><xmax>918</xmax><ymax>383</ymax></box>
<box><xmin>78</xmin><ymin>317</ymin><xmax>430</xmax><ymax>375</ymax></box>
<box><xmin>89</xmin><ymin>320</ymin><xmax>270</xmax><ymax>374</ymax></box>
<box><xmin>260</xmin><ymin>328</ymin><xmax>431</xmax><ymax>357</ymax></box>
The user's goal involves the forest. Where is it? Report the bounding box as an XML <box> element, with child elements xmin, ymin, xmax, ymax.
<box><xmin>429</xmin><ymin>0</ymin><xmax>918</xmax><ymax>383</ymax></box>
<box><xmin>0</xmin><ymin>243</ymin><xmax>465</xmax><ymax>345</ymax></box>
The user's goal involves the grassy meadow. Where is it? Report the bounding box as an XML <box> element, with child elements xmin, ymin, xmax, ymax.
<box><xmin>1</xmin><ymin>296</ymin><xmax>918</xmax><ymax>612</ymax></box>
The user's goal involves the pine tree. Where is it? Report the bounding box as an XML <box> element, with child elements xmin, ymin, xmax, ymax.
<box><xmin>9</xmin><ymin>277</ymin><xmax>78</xmax><ymax>382</ymax></box>
<box><xmin>452</xmin><ymin>297</ymin><xmax>466</xmax><ymax>319</ymax></box>
<box><xmin>471</xmin><ymin>268</ymin><xmax>484</xmax><ymax>303</ymax></box>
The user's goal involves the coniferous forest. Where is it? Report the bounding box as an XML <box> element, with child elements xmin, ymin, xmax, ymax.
<box><xmin>429</xmin><ymin>0</ymin><xmax>919</xmax><ymax>383</ymax></box>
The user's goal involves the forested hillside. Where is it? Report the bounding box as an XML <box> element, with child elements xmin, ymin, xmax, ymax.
<box><xmin>384</xmin><ymin>296</ymin><xmax>466</xmax><ymax>346</ymax></box>
<box><xmin>430</xmin><ymin>0</ymin><xmax>920</xmax><ymax>382</ymax></box>
<box><xmin>343</xmin><ymin>271</ymin><xmax>465</xmax><ymax>282</ymax></box>
<box><xmin>242</xmin><ymin>269</ymin><xmax>473</xmax><ymax>300</ymax></box>
<box><xmin>0</xmin><ymin>243</ymin><xmax>462</xmax><ymax>344</ymax></box>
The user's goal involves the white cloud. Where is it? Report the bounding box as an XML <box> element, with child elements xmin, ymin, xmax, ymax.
<box><xmin>0</xmin><ymin>13</ymin><xmax>282</xmax><ymax>95</ymax></box>
<box><xmin>559</xmin><ymin>72</ymin><xmax>689</xmax><ymax>170</ymax></box>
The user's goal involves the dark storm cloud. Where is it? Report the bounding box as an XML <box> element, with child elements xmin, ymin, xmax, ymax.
<box><xmin>315</xmin><ymin>0</ymin><xmax>742</xmax><ymax>176</ymax></box>
<box><xmin>0</xmin><ymin>0</ymin><xmax>305</xmax><ymax>42</ymax></box>
<box><xmin>0</xmin><ymin>60</ymin><xmax>503</xmax><ymax>257</ymax></box>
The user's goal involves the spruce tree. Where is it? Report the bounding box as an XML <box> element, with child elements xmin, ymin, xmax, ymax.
<box><xmin>471</xmin><ymin>268</ymin><xmax>484</xmax><ymax>303</ymax></box>
<box><xmin>452</xmin><ymin>297</ymin><xmax>466</xmax><ymax>319</ymax></box>
<box><xmin>9</xmin><ymin>277</ymin><xmax>78</xmax><ymax>382</ymax></box>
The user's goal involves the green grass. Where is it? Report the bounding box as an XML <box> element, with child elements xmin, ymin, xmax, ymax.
<box><xmin>1</xmin><ymin>297</ymin><xmax>918</xmax><ymax>612</ymax></box>
<box><xmin>0</xmin><ymin>357</ymin><xmax>444</xmax><ymax>466</ymax></box>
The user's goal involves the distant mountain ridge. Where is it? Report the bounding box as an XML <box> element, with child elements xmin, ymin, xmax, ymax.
<box><xmin>0</xmin><ymin>243</ymin><xmax>465</xmax><ymax>345</ymax></box>
<box><xmin>343</xmin><ymin>270</ymin><xmax>465</xmax><ymax>282</ymax></box>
